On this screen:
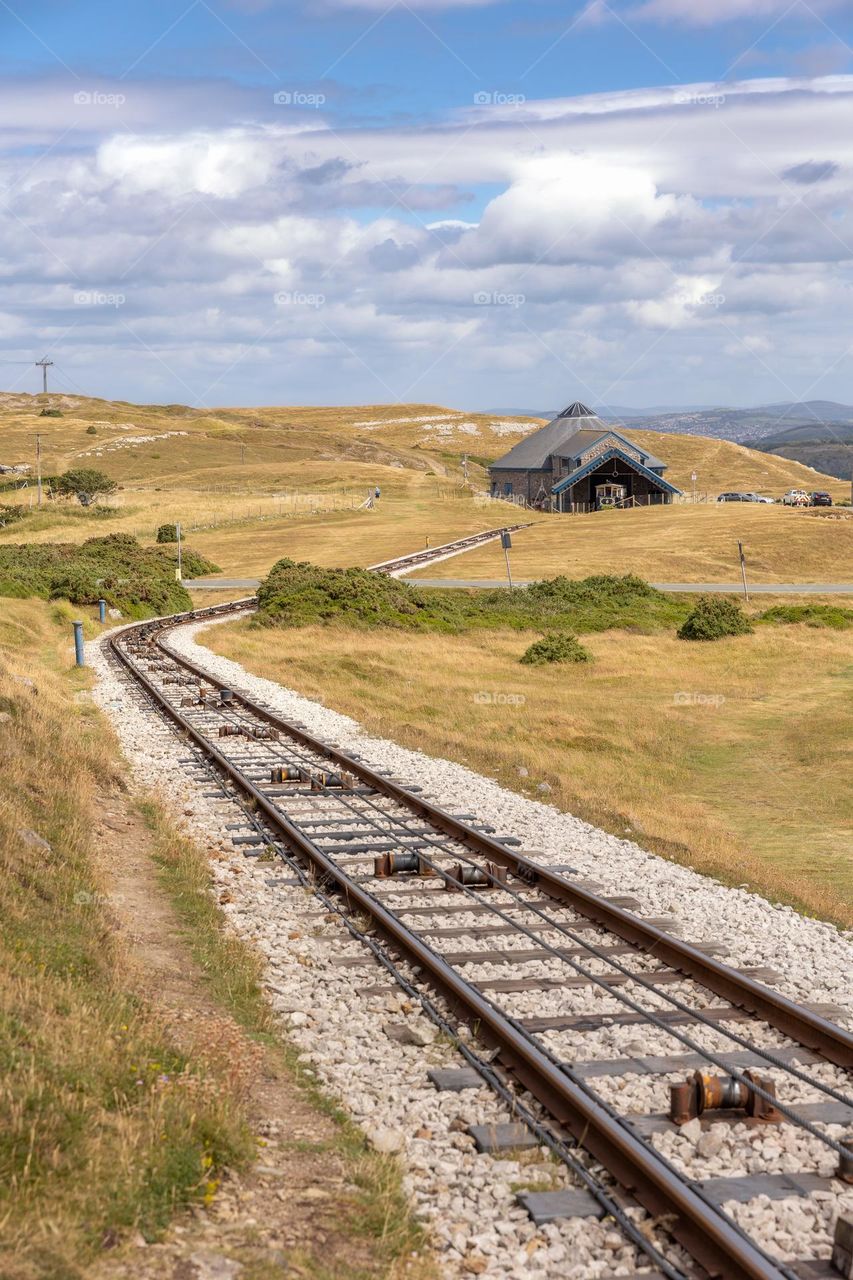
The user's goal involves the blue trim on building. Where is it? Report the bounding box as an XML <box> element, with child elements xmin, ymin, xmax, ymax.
<box><xmin>551</xmin><ymin>447</ymin><xmax>683</xmax><ymax>496</ymax></box>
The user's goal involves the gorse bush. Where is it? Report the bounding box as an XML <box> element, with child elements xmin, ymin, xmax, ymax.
<box><xmin>0</xmin><ymin>534</ymin><xmax>219</xmax><ymax>618</ymax></box>
<box><xmin>759</xmin><ymin>604</ymin><xmax>853</xmax><ymax>630</ymax></box>
<box><xmin>520</xmin><ymin>631</ymin><xmax>592</xmax><ymax>665</ymax></box>
<box><xmin>255</xmin><ymin>560</ymin><xmax>687</xmax><ymax>636</ymax></box>
<box><xmin>0</xmin><ymin>505</ymin><xmax>27</xmax><ymax>529</ymax></box>
<box><xmin>678</xmin><ymin>595</ymin><xmax>753</xmax><ymax>641</ymax></box>
<box><xmin>156</xmin><ymin>523</ymin><xmax>179</xmax><ymax>543</ymax></box>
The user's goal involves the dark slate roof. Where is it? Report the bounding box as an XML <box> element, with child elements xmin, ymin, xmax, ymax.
<box><xmin>490</xmin><ymin>408</ymin><xmax>605</xmax><ymax>470</ymax></box>
<box><xmin>491</xmin><ymin>404</ymin><xmax>667</xmax><ymax>472</ymax></box>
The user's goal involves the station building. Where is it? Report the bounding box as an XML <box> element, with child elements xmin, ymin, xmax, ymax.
<box><xmin>489</xmin><ymin>401</ymin><xmax>681</xmax><ymax>511</ymax></box>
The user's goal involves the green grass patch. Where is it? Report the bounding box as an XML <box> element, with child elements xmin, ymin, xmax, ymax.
<box><xmin>255</xmin><ymin>559</ymin><xmax>688</xmax><ymax>636</ymax></box>
<box><xmin>759</xmin><ymin>603</ymin><xmax>853</xmax><ymax>630</ymax></box>
<box><xmin>0</xmin><ymin>534</ymin><xmax>219</xmax><ymax>618</ymax></box>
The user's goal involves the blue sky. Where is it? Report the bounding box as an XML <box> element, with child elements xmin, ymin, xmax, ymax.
<box><xmin>1</xmin><ymin>0</ymin><xmax>853</xmax><ymax>409</ymax></box>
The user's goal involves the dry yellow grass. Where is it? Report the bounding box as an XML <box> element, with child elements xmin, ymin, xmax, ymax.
<box><xmin>623</xmin><ymin>428</ymin><xmax>849</xmax><ymax>499</ymax></box>
<box><xmin>1</xmin><ymin>392</ymin><xmax>845</xmax><ymax>584</ymax></box>
<box><xmin>204</xmin><ymin>616</ymin><xmax>853</xmax><ymax>927</ymax></box>
<box><xmin>410</xmin><ymin>504</ymin><xmax>853</xmax><ymax>585</ymax></box>
<box><xmin>0</xmin><ymin>601</ymin><xmax>254</xmax><ymax>1278</ymax></box>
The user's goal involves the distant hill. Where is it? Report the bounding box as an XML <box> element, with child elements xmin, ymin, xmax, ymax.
<box><xmin>754</xmin><ymin>419</ymin><xmax>853</xmax><ymax>482</ymax></box>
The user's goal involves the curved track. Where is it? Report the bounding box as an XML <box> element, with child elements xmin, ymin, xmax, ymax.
<box><xmin>108</xmin><ymin>600</ymin><xmax>853</xmax><ymax>1280</ymax></box>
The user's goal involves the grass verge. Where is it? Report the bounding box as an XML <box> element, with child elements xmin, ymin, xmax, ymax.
<box><xmin>0</xmin><ymin>602</ymin><xmax>252</xmax><ymax>1280</ymax></box>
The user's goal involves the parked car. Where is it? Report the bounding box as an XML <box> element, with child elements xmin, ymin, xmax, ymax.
<box><xmin>717</xmin><ymin>491</ymin><xmax>751</xmax><ymax>502</ymax></box>
<box><xmin>743</xmin><ymin>492</ymin><xmax>774</xmax><ymax>504</ymax></box>
<box><xmin>810</xmin><ymin>491</ymin><xmax>833</xmax><ymax>506</ymax></box>
<box><xmin>782</xmin><ymin>489</ymin><xmax>810</xmax><ymax>507</ymax></box>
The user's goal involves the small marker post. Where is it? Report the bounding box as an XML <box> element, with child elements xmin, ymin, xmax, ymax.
<box><xmin>738</xmin><ymin>540</ymin><xmax>749</xmax><ymax>603</ymax></box>
<box><xmin>98</xmin><ymin>598</ymin><xmax>106</xmax><ymax>623</ymax></box>
<box><xmin>73</xmin><ymin>621</ymin><xmax>85</xmax><ymax>667</ymax></box>
<box><xmin>176</xmin><ymin>521</ymin><xmax>182</xmax><ymax>582</ymax></box>
<box><xmin>501</xmin><ymin>529</ymin><xmax>513</xmax><ymax>590</ymax></box>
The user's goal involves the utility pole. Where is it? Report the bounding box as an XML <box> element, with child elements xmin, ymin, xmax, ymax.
<box><xmin>36</xmin><ymin>433</ymin><xmax>43</xmax><ymax>508</ymax></box>
<box><xmin>35</xmin><ymin>357</ymin><xmax>54</xmax><ymax>394</ymax></box>
<box><xmin>737</xmin><ymin>540</ymin><xmax>749</xmax><ymax>604</ymax></box>
<box><xmin>462</xmin><ymin>453</ymin><xmax>469</xmax><ymax>487</ymax></box>
<box><xmin>691</xmin><ymin>471</ymin><xmax>697</xmax><ymax>503</ymax></box>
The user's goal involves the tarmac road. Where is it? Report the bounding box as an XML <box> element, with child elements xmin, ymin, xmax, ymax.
<box><xmin>184</xmin><ymin>577</ymin><xmax>853</xmax><ymax>594</ymax></box>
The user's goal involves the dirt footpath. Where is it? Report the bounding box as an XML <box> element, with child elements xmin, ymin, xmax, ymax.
<box><xmin>87</xmin><ymin>791</ymin><xmax>405</xmax><ymax>1280</ymax></box>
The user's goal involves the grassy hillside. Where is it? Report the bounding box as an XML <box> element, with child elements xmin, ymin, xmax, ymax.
<box><xmin>624</xmin><ymin>428</ymin><xmax>848</xmax><ymax>499</ymax></box>
<box><xmin>0</xmin><ymin>392</ymin><xmax>846</xmax><ymax>587</ymax></box>
<box><xmin>410</xmin><ymin>504</ymin><xmax>853</xmax><ymax>585</ymax></box>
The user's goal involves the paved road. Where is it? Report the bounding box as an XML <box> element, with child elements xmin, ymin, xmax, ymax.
<box><xmin>410</xmin><ymin>580</ymin><xmax>853</xmax><ymax>594</ymax></box>
<box><xmin>185</xmin><ymin>577</ymin><xmax>853</xmax><ymax>594</ymax></box>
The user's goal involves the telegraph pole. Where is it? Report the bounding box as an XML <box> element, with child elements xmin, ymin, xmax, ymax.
<box><xmin>35</xmin><ymin>357</ymin><xmax>54</xmax><ymax>394</ymax></box>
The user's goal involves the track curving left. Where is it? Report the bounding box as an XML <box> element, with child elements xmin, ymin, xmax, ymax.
<box><xmin>107</xmin><ymin>600</ymin><xmax>853</xmax><ymax>1280</ymax></box>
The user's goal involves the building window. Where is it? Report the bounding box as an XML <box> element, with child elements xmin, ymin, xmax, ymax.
<box><xmin>503</xmin><ymin>481</ymin><xmax>513</xmax><ymax>496</ymax></box>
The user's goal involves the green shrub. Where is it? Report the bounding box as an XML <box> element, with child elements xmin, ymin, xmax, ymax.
<box><xmin>54</xmin><ymin>468</ymin><xmax>117</xmax><ymax>507</ymax></box>
<box><xmin>678</xmin><ymin>595</ymin><xmax>753</xmax><ymax>641</ymax></box>
<box><xmin>0</xmin><ymin>534</ymin><xmax>219</xmax><ymax>618</ymax></box>
<box><xmin>0</xmin><ymin>505</ymin><xmax>27</xmax><ymax>529</ymax></box>
<box><xmin>255</xmin><ymin>561</ymin><xmax>687</xmax><ymax>637</ymax></box>
<box><xmin>759</xmin><ymin>604</ymin><xmax>853</xmax><ymax>630</ymax></box>
<box><xmin>520</xmin><ymin>632</ymin><xmax>592</xmax><ymax>665</ymax></box>
<box><xmin>85</xmin><ymin>425</ymin><xmax>97</xmax><ymax>435</ymax></box>
<box><xmin>38</xmin><ymin>408</ymin><xmax>62</xmax><ymax>417</ymax></box>
<box><xmin>156</xmin><ymin>523</ymin><xmax>178</xmax><ymax>543</ymax></box>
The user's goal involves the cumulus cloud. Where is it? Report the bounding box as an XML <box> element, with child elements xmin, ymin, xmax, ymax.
<box><xmin>1</xmin><ymin>75</ymin><xmax>853</xmax><ymax>406</ymax></box>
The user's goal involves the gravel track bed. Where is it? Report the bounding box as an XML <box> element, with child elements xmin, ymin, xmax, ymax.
<box><xmin>88</xmin><ymin>620</ymin><xmax>853</xmax><ymax>1275</ymax></box>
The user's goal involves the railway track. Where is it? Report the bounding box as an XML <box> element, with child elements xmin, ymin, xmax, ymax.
<box><xmin>367</xmin><ymin>523</ymin><xmax>531</xmax><ymax>577</ymax></box>
<box><xmin>107</xmin><ymin>599</ymin><xmax>853</xmax><ymax>1280</ymax></box>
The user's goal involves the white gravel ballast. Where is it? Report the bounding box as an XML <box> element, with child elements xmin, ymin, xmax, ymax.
<box><xmin>89</xmin><ymin>618</ymin><xmax>853</xmax><ymax>1279</ymax></box>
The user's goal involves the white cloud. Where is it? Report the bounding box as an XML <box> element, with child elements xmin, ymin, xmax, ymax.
<box><xmin>1</xmin><ymin>75</ymin><xmax>852</xmax><ymax>406</ymax></box>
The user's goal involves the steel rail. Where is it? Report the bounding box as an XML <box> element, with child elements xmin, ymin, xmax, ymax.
<box><xmin>366</xmin><ymin>523</ymin><xmax>531</xmax><ymax>575</ymax></box>
<box><xmin>145</xmin><ymin>615</ymin><xmax>853</xmax><ymax>1073</ymax></box>
<box><xmin>112</xmin><ymin>616</ymin><xmax>805</xmax><ymax>1280</ymax></box>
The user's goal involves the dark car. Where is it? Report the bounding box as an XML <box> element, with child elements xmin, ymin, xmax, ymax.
<box><xmin>810</xmin><ymin>491</ymin><xmax>832</xmax><ymax>506</ymax></box>
<box><xmin>717</xmin><ymin>491</ymin><xmax>751</xmax><ymax>502</ymax></box>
